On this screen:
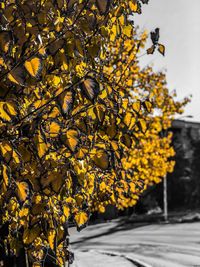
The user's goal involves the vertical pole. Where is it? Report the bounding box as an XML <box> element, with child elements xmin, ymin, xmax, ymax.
<box><xmin>163</xmin><ymin>174</ymin><xmax>168</xmax><ymax>222</ymax></box>
<box><xmin>25</xmin><ymin>249</ymin><xmax>29</xmax><ymax>267</ymax></box>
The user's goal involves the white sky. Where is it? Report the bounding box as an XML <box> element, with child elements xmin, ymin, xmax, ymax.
<box><xmin>134</xmin><ymin>0</ymin><xmax>200</xmax><ymax>122</ymax></box>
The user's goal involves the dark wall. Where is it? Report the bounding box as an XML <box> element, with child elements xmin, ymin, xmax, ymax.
<box><xmin>135</xmin><ymin>121</ymin><xmax>200</xmax><ymax>213</ymax></box>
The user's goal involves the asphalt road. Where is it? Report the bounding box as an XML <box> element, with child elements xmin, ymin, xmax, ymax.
<box><xmin>70</xmin><ymin>220</ymin><xmax>200</xmax><ymax>267</ymax></box>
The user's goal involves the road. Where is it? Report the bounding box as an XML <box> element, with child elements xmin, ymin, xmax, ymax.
<box><xmin>70</xmin><ymin>219</ymin><xmax>200</xmax><ymax>267</ymax></box>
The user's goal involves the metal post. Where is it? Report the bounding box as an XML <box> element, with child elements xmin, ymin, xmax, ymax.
<box><xmin>25</xmin><ymin>249</ymin><xmax>29</xmax><ymax>267</ymax></box>
<box><xmin>163</xmin><ymin>174</ymin><xmax>168</xmax><ymax>222</ymax></box>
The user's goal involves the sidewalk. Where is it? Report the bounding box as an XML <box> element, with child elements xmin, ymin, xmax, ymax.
<box><xmin>69</xmin><ymin>222</ymin><xmax>142</xmax><ymax>267</ymax></box>
<box><xmin>70</xmin><ymin>217</ymin><xmax>200</xmax><ymax>267</ymax></box>
<box><xmin>71</xmin><ymin>250</ymin><xmax>136</xmax><ymax>267</ymax></box>
<box><xmin>69</xmin><ymin>221</ymin><xmax>149</xmax><ymax>267</ymax></box>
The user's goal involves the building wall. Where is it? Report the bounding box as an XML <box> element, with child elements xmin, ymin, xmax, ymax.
<box><xmin>136</xmin><ymin>120</ymin><xmax>200</xmax><ymax>213</ymax></box>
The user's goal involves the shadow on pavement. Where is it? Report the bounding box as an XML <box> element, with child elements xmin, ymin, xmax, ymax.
<box><xmin>71</xmin><ymin>211</ymin><xmax>200</xmax><ymax>246</ymax></box>
<box><xmin>71</xmin><ymin>219</ymin><xmax>151</xmax><ymax>245</ymax></box>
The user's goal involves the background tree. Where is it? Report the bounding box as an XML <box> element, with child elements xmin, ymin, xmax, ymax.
<box><xmin>0</xmin><ymin>0</ymin><xmax>189</xmax><ymax>266</ymax></box>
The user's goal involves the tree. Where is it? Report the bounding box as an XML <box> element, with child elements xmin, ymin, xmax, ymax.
<box><xmin>0</xmin><ymin>0</ymin><xmax>189</xmax><ymax>266</ymax></box>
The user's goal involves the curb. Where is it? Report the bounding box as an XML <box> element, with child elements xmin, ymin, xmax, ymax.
<box><xmin>86</xmin><ymin>249</ymin><xmax>152</xmax><ymax>267</ymax></box>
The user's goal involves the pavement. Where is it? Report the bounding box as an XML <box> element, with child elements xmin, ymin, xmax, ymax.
<box><xmin>72</xmin><ymin>250</ymin><xmax>137</xmax><ymax>267</ymax></box>
<box><xmin>69</xmin><ymin>218</ymin><xmax>200</xmax><ymax>267</ymax></box>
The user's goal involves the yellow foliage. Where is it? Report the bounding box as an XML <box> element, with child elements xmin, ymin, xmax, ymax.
<box><xmin>0</xmin><ymin>0</ymin><xmax>190</xmax><ymax>266</ymax></box>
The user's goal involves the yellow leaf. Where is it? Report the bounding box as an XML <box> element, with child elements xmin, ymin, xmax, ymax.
<box><xmin>110</xmin><ymin>24</ymin><xmax>117</xmax><ymax>42</ymax></box>
<box><xmin>38</xmin><ymin>47</ymin><xmax>46</xmax><ymax>56</ymax></box>
<box><xmin>0</xmin><ymin>102</ymin><xmax>16</xmax><ymax>122</ymax></box>
<box><xmin>132</xmin><ymin>100</ymin><xmax>141</xmax><ymax>113</ymax></box>
<box><xmin>48</xmin><ymin>106</ymin><xmax>60</xmax><ymax>118</ymax></box>
<box><xmin>123</xmin><ymin>25</ymin><xmax>132</xmax><ymax>38</ymax></box>
<box><xmin>75</xmin><ymin>194</ymin><xmax>84</xmax><ymax>206</ymax></box>
<box><xmin>18</xmin><ymin>145</ymin><xmax>31</xmax><ymax>163</ymax></box>
<box><xmin>87</xmin><ymin>107</ymin><xmax>96</xmax><ymax>120</ymax></box>
<box><xmin>143</xmin><ymin>100</ymin><xmax>152</xmax><ymax>112</ymax></box>
<box><xmin>0</xmin><ymin>57</ymin><xmax>4</xmax><ymax>66</ymax></box>
<box><xmin>75</xmin><ymin>147</ymin><xmax>88</xmax><ymax>159</ymax></box>
<box><xmin>57</xmin><ymin>90</ymin><xmax>74</xmax><ymax>116</ymax></box>
<box><xmin>129</xmin><ymin>1</ymin><xmax>138</xmax><ymax>12</ymax></box>
<box><xmin>158</xmin><ymin>43</ymin><xmax>165</xmax><ymax>56</ymax></box>
<box><xmin>0</xmin><ymin>141</ymin><xmax>20</xmax><ymax>164</ymax></box>
<box><xmin>2</xmin><ymin>164</ymin><xmax>10</xmax><ymax>192</ymax></box>
<box><xmin>51</xmin><ymin>173</ymin><xmax>63</xmax><ymax>193</ymax></box>
<box><xmin>74</xmin><ymin>211</ymin><xmax>88</xmax><ymax>230</ymax></box>
<box><xmin>24</xmin><ymin>57</ymin><xmax>42</xmax><ymax>77</ymax></box>
<box><xmin>129</xmin><ymin>182</ymin><xmax>136</xmax><ymax>193</ymax></box>
<box><xmin>12</xmin><ymin>150</ymin><xmax>20</xmax><ymax>164</ymax></box>
<box><xmin>139</xmin><ymin>118</ymin><xmax>147</xmax><ymax>133</ymax></box>
<box><xmin>5</xmin><ymin>102</ymin><xmax>17</xmax><ymax>116</ymax></box>
<box><xmin>0</xmin><ymin>142</ymin><xmax>12</xmax><ymax>161</ymax></box>
<box><xmin>111</xmin><ymin>141</ymin><xmax>118</xmax><ymax>151</ymax></box>
<box><xmin>26</xmin><ymin>22</ymin><xmax>32</xmax><ymax>28</ymax></box>
<box><xmin>98</xmin><ymin>88</ymin><xmax>107</xmax><ymax>99</ymax></box>
<box><xmin>48</xmin><ymin>121</ymin><xmax>60</xmax><ymax>138</ymax></box>
<box><xmin>63</xmin><ymin>129</ymin><xmax>79</xmax><ymax>152</ymax></box>
<box><xmin>0</xmin><ymin>31</ymin><xmax>12</xmax><ymax>53</ymax></box>
<box><xmin>35</xmin><ymin>132</ymin><xmax>49</xmax><ymax>158</ymax></box>
<box><xmin>93</xmin><ymin>149</ymin><xmax>109</xmax><ymax>170</ymax></box>
<box><xmin>79</xmin><ymin>77</ymin><xmax>100</xmax><ymax>101</ymax></box>
<box><xmin>40</xmin><ymin>171</ymin><xmax>63</xmax><ymax>194</ymax></box>
<box><xmin>99</xmin><ymin>205</ymin><xmax>105</xmax><ymax>213</ymax></box>
<box><xmin>49</xmin><ymin>75</ymin><xmax>61</xmax><ymax>87</ymax></box>
<box><xmin>99</xmin><ymin>181</ymin><xmax>106</xmax><ymax>191</ymax></box>
<box><xmin>63</xmin><ymin>206</ymin><xmax>70</xmax><ymax>219</ymax></box>
<box><xmin>94</xmin><ymin>104</ymin><xmax>105</xmax><ymax>123</ymax></box>
<box><xmin>124</xmin><ymin>112</ymin><xmax>136</xmax><ymax>130</ymax></box>
<box><xmin>0</xmin><ymin>102</ymin><xmax>11</xmax><ymax>121</ymax></box>
<box><xmin>23</xmin><ymin>226</ymin><xmax>40</xmax><ymax>245</ymax></box>
<box><xmin>75</xmin><ymin>61</ymin><xmax>87</xmax><ymax>77</ymax></box>
<box><xmin>127</xmin><ymin>79</ymin><xmax>133</xmax><ymax>86</ymax></box>
<box><xmin>19</xmin><ymin>207</ymin><xmax>29</xmax><ymax>217</ymax></box>
<box><xmin>147</xmin><ymin>45</ymin><xmax>155</xmax><ymax>55</ymax></box>
<box><xmin>118</xmin><ymin>15</ymin><xmax>125</xmax><ymax>26</ymax></box>
<box><xmin>7</xmin><ymin>67</ymin><xmax>26</xmax><ymax>86</ymax></box>
<box><xmin>121</xmin><ymin>134</ymin><xmax>132</xmax><ymax>148</ymax></box>
<box><xmin>16</xmin><ymin>181</ymin><xmax>30</xmax><ymax>202</ymax></box>
<box><xmin>48</xmin><ymin>229</ymin><xmax>56</xmax><ymax>250</ymax></box>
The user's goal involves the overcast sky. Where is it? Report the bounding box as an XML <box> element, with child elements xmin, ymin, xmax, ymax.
<box><xmin>134</xmin><ymin>0</ymin><xmax>200</xmax><ymax>122</ymax></box>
